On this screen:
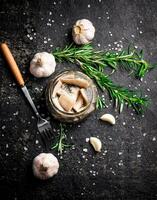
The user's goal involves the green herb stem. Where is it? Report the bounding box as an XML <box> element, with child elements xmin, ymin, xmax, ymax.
<box><xmin>51</xmin><ymin>123</ymin><xmax>73</xmax><ymax>154</ymax></box>
<box><xmin>53</xmin><ymin>44</ymin><xmax>153</xmax><ymax>79</ymax></box>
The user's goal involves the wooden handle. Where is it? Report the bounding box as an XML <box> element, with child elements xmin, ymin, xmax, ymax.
<box><xmin>0</xmin><ymin>43</ymin><xmax>24</xmax><ymax>86</ymax></box>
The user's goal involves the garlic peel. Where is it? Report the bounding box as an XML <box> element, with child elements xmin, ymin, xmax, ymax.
<box><xmin>90</xmin><ymin>137</ymin><xmax>102</xmax><ymax>152</ymax></box>
<box><xmin>100</xmin><ymin>114</ymin><xmax>116</xmax><ymax>125</ymax></box>
<box><xmin>72</xmin><ymin>19</ymin><xmax>95</xmax><ymax>45</ymax></box>
<box><xmin>30</xmin><ymin>52</ymin><xmax>56</xmax><ymax>78</ymax></box>
<box><xmin>33</xmin><ymin>153</ymin><xmax>59</xmax><ymax>180</ymax></box>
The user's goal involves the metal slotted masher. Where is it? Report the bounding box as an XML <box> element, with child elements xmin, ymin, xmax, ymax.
<box><xmin>0</xmin><ymin>43</ymin><xmax>53</xmax><ymax>148</ymax></box>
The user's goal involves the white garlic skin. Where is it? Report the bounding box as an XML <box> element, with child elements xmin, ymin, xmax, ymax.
<box><xmin>33</xmin><ymin>153</ymin><xmax>59</xmax><ymax>180</ymax></box>
<box><xmin>72</xmin><ymin>19</ymin><xmax>95</xmax><ymax>45</ymax></box>
<box><xmin>30</xmin><ymin>52</ymin><xmax>56</xmax><ymax>78</ymax></box>
<box><xmin>90</xmin><ymin>137</ymin><xmax>102</xmax><ymax>152</ymax></box>
<box><xmin>100</xmin><ymin>114</ymin><xmax>116</xmax><ymax>125</ymax></box>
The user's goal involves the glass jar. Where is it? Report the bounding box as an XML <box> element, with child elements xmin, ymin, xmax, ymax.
<box><xmin>45</xmin><ymin>70</ymin><xmax>98</xmax><ymax>123</ymax></box>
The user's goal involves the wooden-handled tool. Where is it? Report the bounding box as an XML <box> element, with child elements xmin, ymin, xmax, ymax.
<box><xmin>0</xmin><ymin>43</ymin><xmax>25</xmax><ymax>86</ymax></box>
<box><xmin>0</xmin><ymin>42</ymin><xmax>53</xmax><ymax>149</ymax></box>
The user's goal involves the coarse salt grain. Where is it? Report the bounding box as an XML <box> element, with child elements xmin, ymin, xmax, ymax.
<box><xmin>24</xmin><ymin>146</ymin><xmax>28</xmax><ymax>151</ymax></box>
<box><xmin>2</xmin><ymin>125</ymin><xmax>6</xmax><ymax>129</ymax></box>
<box><xmin>86</xmin><ymin>138</ymin><xmax>89</xmax><ymax>142</ymax></box>
<box><xmin>83</xmin><ymin>148</ymin><xmax>88</xmax><ymax>152</ymax></box>
<box><xmin>152</xmin><ymin>137</ymin><xmax>156</xmax><ymax>141</ymax></box>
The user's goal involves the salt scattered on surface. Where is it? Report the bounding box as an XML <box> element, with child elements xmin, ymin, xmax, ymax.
<box><xmin>86</xmin><ymin>138</ymin><xmax>89</xmax><ymax>142</ymax></box>
<box><xmin>118</xmin><ymin>152</ymin><xmax>123</xmax><ymax>155</ymax></box>
<box><xmin>13</xmin><ymin>111</ymin><xmax>19</xmax><ymax>116</ymax></box>
<box><xmin>24</xmin><ymin>146</ymin><xmax>28</xmax><ymax>151</ymax></box>
<box><xmin>83</xmin><ymin>148</ymin><xmax>88</xmax><ymax>152</ymax></box>
<box><xmin>35</xmin><ymin>140</ymin><xmax>39</xmax><ymax>144</ymax></box>
<box><xmin>137</xmin><ymin>154</ymin><xmax>141</xmax><ymax>158</ymax></box>
<box><xmin>118</xmin><ymin>160</ymin><xmax>123</xmax><ymax>166</ymax></box>
<box><xmin>143</xmin><ymin>133</ymin><xmax>147</xmax><ymax>137</ymax></box>
<box><xmin>152</xmin><ymin>137</ymin><xmax>156</xmax><ymax>141</ymax></box>
<box><xmin>88</xmin><ymin>4</ymin><xmax>91</xmax><ymax>8</ymax></box>
<box><xmin>2</xmin><ymin>125</ymin><xmax>6</xmax><ymax>130</ymax></box>
<box><xmin>122</xmin><ymin>122</ymin><xmax>126</xmax><ymax>126</ymax></box>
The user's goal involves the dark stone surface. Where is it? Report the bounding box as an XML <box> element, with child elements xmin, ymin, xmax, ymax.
<box><xmin>0</xmin><ymin>0</ymin><xmax>157</xmax><ymax>199</ymax></box>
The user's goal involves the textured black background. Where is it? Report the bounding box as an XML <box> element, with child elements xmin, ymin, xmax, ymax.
<box><xmin>0</xmin><ymin>0</ymin><xmax>157</xmax><ymax>199</ymax></box>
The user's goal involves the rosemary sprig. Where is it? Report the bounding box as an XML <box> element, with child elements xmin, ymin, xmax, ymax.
<box><xmin>96</xmin><ymin>96</ymin><xmax>107</xmax><ymax>109</ymax></box>
<box><xmin>51</xmin><ymin>123</ymin><xmax>73</xmax><ymax>154</ymax></box>
<box><xmin>53</xmin><ymin>44</ymin><xmax>150</xmax><ymax>113</ymax></box>
<box><xmin>79</xmin><ymin>61</ymin><xmax>149</xmax><ymax>114</ymax></box>
<box><xmin>53</xmin><ymin>44</ymin><xmax>153</xmax><ymax>79</ymax></box>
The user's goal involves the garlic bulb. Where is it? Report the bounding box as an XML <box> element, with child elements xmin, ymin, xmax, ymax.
<box><xmin>72</xmin><ymin>19</ymin><xmax>95</xmax><ymax>45</ymax></box>
<box><xmin>30</xmin><ymin>52</ymin><xmax>56</xmax><ymax>78</ymax></box>
<box><xmin>32</xmin><ymin>153</ymin><xmax>59</xmax><ymax>180</ymax></box>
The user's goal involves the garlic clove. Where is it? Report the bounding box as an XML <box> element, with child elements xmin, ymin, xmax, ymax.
<box><xmin>90</xmin><ymin>137</ymin><xmax>102</xmax><ymax>152</ymax></box>
<box><xmin>100</xmin><ymin>114</ymin><xmax>116</xmax><ymax>125</ymax></box>
<box><xmin>33</xmin><ymin>153</ymin><xmax>59</xmax><ymax>180</ymax></box>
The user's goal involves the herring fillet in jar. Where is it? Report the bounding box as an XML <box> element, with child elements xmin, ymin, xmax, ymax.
<box><xmin>45</xmin><ymin>70</ymin><xmax>98</xmax><ymax>123</ymax></box>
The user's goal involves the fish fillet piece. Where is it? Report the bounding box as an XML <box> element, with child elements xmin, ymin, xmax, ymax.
<box><xmin>61</xmin><ymin>78</ymin><xmax>90</xmax><ymax>88</ymax></box>
<box><xmin>52</xmin><ymin>80</ymin><xmax>62</xmax><ymax>97</ymax></box>
<box><xmin>80</xmin><ymin>88</ymin><xmax>89</xmax><ymax>104</ymax></box>
<box><xmin>52</xmin><ymin>97</ymin><xmax>65</xmax><ymax>111</ymax></box>
<box><xmin>57</xmin><ymin>88</ymin><xmax>67</xmax><ymax>96</ymax></box>
<box><xmin>61</xmin><ymin>74</ymin><xmax>75</xmax><ymax>79</ymax></box>
<box><xmin>57</xmin><ymin>86</ymin><xmax>79</xmax><ymax>101</ymax></box>
<box><xmin>70</xmin><ymin>86</ymin><xmax>80</xmax><ymax>101</ymax></box>
<box><xmin>73</xmin><ymin>94</ymin><xmax>84</xmax><ymax>112</ymax></box>
<box><xmin>58</xmin><ymin>93</ymin><xmax>76</xmax><ymax>111</ymax></box>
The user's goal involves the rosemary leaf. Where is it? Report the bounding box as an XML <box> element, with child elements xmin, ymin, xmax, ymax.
<box><xmin>96</xmin><ymin>96</ymin><xmax>107</xmax><ymax>109</ymax></box>
<box><xmin>51</xmin><ymin>123</ymin><xmax>73</xmax><ymax>154</ymax></box>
